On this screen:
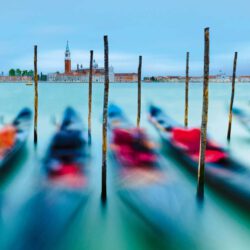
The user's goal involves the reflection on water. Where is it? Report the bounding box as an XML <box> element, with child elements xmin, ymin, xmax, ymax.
<box><xmin>0</xmin><ymin>82</ymin><xmax>250</xmax><ymax>250</ymax></box>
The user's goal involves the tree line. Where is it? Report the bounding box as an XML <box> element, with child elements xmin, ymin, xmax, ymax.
<box><xmin>9</xmin><ymin>69</ymin><xmax>34</xmax><ymax>77</ymax></box>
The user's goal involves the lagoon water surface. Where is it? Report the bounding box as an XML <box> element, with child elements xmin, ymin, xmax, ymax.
<box><xmin>0</xmin><ymin>82</ymin><xmax>250</xmax><ymax>250</ymax></box>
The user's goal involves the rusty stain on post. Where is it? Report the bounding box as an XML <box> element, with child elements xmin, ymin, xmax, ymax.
<box><xmin>184</xmin><ymin>52</ymin><xmax>189</xmax><ymax>127</ymax></box>
<box><xmin>88</xmin><ymin>50</ymin><xmax>94</xmax><ymax>145</ymax></box>
<box><xmin>227</xmin><ymin>52</ymin><xmax>238</xmax><ymax>142</ymax></box>
<box><xmin>137</xmin><ymin>56</ymin><xmax>142</xmax><ymax>127</ymax></box>
<box><xmin>101</xmin><ymin>35</ymin><xmax>109</xmax><ymax>202</ymax></box>
<box><xmin>197</xmin><ymin>28</ymin><xmax>210</xmax><ymax>198</ymax></box>
<box><xmin>34</xmin><ymin>45</ymin><xmax>38</xmax><ymax>144</ymax></box>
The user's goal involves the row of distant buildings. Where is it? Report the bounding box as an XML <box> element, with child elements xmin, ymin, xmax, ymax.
<box><xmin>144</xmin><ymin>75</ymin><xmax>250</xmax><ymax>83</ymax></box>
<box><xmin>44</xmin><ymin>40</ymin><xmax>250</xmax><ymax>83</ymax></box>
<box><xmin>0</xmin><ymin>76</ymin><xmax>32</xmax><ymax>82</ymax></box>
<box><xmin>47</xmin><ymin>41</ymin><xmax>138</xmax><ymax>83</ymax></box>
<box><xmin>1</xmin><ymin>42</ymin><xmax>250</xmax><ymax>83</ymax></box>
<box><xmin>2</xmin><ymin>74</ymin><xmax>250</xmax><ymax>83</ymax></box>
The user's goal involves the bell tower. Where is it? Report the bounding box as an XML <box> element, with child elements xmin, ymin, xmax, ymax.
<box><xmin>65</xmin><ymin>41</ymin><xmax>71</xmax><ymax>74</ymax></box>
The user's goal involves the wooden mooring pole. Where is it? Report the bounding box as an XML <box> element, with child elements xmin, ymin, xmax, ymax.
<box><xmin>34</xmin><ymin>45</ymin><xmax>38</xmax><ymax>145</ymax></box>
<box><xmin>101</xmin><ymin>36</ymin><xmax>109</xmax><ymax>202</ymax></box>
<box><xmin>137</xmin><ymin>56</ymin><xmax>142</xmax><ymax>127</ymax></box>
<box><xmin>184</xmin><ymin>52</ymin><xmax>189</xmax><ymax>127</ymax></box>
<box><xmin>197</xmin><ymin>28</ymin><xmax>210</xmax><ymax>198</ymax></box>
<box><xmin>88</xmin><ymin>50</ymin><xmax>94</xmax><ymax>145</ymax></box>
<box><xmin>227</xmin><ymin>52</ymin><xmax>238</xmax><ymax>142</ymax></box>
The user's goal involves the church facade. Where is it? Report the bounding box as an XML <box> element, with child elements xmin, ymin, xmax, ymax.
<box><xmin>48</xmin><ymin>41</ymin><xmax>115</xmax><ymax>83</ymax></box>
<box><xmin>47</xmin><ymin>42</ymin><xmax>137</xmax><ymax>83</ymax></box>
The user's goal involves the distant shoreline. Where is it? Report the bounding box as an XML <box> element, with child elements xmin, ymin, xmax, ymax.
<box><xmin>1</xmin><ymin>80</ymin><xmax>250</xmax><ymax>84</ymax></box>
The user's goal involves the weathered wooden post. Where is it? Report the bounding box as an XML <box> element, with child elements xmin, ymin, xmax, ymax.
<box><xmin>227</xmin><ymin>52</ymin><xmax>238</xmax><ymax>142</ymax></box>
<box><xmin>197</xmin><ymin>28</ymin><xmax>210</xmax><ymax>198</ymax></box>
<box><xmin>101</xmin><ymin>36</ymin><xmax>109</xmax><ymax>202</ymax></box>
<box><xmin>34</xmin><ymin>45</ymin><xmax>38</xmax><ymax>144</ymax></box>
<box><xmin>137</xmin><ymin>56</ymin><xmax>142</xmax><ymax>127</ymax></box>
<box><xmin>88</xmin><ymin>50</ymin><xmax>94</xmax><ymax>145</ymax></box>
<box><xmin>184</xmin><ymin>52</ymin><xmax>189</xmax><ymax>127</ymax></box>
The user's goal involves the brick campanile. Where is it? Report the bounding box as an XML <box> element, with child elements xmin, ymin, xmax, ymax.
<box><xmin>65</xmin><ymin>41</ymin><xmax>71</xmax><ymax>74</ymax></box>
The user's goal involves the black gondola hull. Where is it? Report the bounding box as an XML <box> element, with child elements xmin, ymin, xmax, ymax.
<box><xmin>149</xmin><ymin>105</ymin><xmax>250</xmax><ymax>210</ymax></box>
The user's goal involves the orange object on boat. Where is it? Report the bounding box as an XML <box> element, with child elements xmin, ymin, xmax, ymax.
<box><xmin>0</xmin><ymin>125</ymin><xmax>16</xmax><ymax>150</ymax></box>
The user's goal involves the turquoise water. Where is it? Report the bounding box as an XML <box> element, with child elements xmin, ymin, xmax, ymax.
<box><xmin>0</xmin><ymin>82</ymin><xmax>250</xmax><ymax>250</ymax></box>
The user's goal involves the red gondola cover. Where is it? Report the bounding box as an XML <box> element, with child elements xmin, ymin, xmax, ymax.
<box><xmin>112</xmin><ymin>128</ymin><xmax>157</xmax><ymax>166</ymax></box>
<box><xmin>171</xmin><ymin>128</ymin><xmax>227</xmax><ymax>163</ymax></box>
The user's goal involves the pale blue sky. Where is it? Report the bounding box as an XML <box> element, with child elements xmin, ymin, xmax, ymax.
<box><xmin>0</xmin><ymin>0</ymin><xmax>250</xmax><ymax>76</ymax></box>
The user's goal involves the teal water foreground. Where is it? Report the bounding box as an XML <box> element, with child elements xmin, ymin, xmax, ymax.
<box><xmin>0</xmin><ymin>82</ymin><xmax>250</xmax><ymax>250</ymax></box>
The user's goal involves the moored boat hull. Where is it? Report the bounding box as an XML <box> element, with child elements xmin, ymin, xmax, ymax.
<box><xmin>108</xmin><ymin>104</ymin><xmax>201</xmax><ymax>247</ymax></box>
<box><xmin>148</xmin><ymin>104</ymin><xmax>250</xmax><ymax>209</ymax></box>
<box><xmin>0</xmin><ymin>108</ymin><xmax>32</xmax><ymax>171</ymax></box>
<box><xmin>6</xmin><ymin>107</ymin><xmax>90</xmax><ymax>250</ymax></box>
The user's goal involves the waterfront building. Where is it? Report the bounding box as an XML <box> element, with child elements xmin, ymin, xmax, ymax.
<box><xmin>47</xmin><ymin>65</ymin><xmax>115</xmax><ymax>83</ymax></box>
<box><xmin>190</xmin><ymin>76</ymin><xmax>203</xmax><ymax>82</ymax></box>
<box><xmin>47</xmin><ymin>42</ymin><xmax>115</xmax><ymax>83</ymax></box>
<box><xmin>239</xmin><ymin>76</ymin><xmax>250</xmax><ymax>83</ymax></box>
<box><xmin>143</xmin><ymin>74</ymin><xmax>239</xmax><ymax>83</ymax></box>
<box><xmin>114</xmin><ymin>73</ymin><xmax>138</xmax><ymax>82</ymax></box>
<box><xmin>0</xmin><ymin>76</ymin><xmax>32</xmax><ymax>82</ymax></box>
